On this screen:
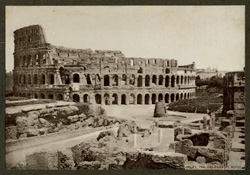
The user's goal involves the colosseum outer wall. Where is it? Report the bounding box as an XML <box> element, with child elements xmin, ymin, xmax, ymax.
<box><xmin>13</xmin><ymin>25</ymin><xmax>196</xmax><ymax>105</ymax></box>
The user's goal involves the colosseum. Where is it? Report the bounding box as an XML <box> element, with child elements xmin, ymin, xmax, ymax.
<box><xmin>13</xmin><ymin>25</ymin><xmax>197</xmax><ymax>105</ymax></box>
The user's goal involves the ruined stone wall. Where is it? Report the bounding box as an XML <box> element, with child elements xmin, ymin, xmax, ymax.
<box><xmin>13</xmin><ymin>25</ymin><xmax>196</xmax><ymax>105</ymax></box>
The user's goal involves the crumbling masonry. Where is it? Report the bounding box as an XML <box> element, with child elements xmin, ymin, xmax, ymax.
<box><xmin>13</xmin><ymin>25</ymin><xmax>196</xmax><ymax>104</ymax></box>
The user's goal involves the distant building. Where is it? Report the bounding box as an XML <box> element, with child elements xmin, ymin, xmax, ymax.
<box><xmin>197</xmin><ymin>68</ymin><xmax>227</xmax><ymax>80</ymax></box>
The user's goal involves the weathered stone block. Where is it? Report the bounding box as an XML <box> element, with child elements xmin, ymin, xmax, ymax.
<box><xmin>197</xmin><ymin>147</ymin><xmax>224</xmax><ymax>163</ymax></box>
<box><xmin>6</xmin><ymin>126</ymin><xmax>17</xmax><ymax>140</ymax></box>
<box><xmin>196</xmin><ymin>156</ymin><xmax>206</xmax><ymax>164</ymax></box>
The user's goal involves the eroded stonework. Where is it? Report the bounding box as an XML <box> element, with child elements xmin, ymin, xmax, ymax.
<box><xmin>13</xmin><ymin>25</ymin><xmax>196</xmax><ymax>104</ymax></box>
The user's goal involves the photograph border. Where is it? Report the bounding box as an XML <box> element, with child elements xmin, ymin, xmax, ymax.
<box><xmin>0</xmin><ymin>0</ymin><xmax>249</xmax><ymax>175</ymax></box>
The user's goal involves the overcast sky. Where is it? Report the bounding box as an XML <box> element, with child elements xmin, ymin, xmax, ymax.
<box><xmin>6</xmin><ymin>6</ymin><xmax>245</xmax><ymax>72</ymax></box>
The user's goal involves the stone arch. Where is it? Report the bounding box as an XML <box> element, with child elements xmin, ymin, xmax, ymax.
<box><xmin>181</xmin><ymin>76</ymin><xmax>184</xmax><ymax>84</ymax></box>
<box><xmin>34</xmin><ymin>93</ymin><xmax>38</xmax><ymax>98</ymax></box>
<box><xmin>19</xmin><ymin>74</ymin><xmax>22</xmax><ymax>84</ymax></box>
<box><xmin>176</xmin><ymin>93</ymin><xmax>179</xmax><ymax>101</ymax></box>
<box><xmin>104</xmin><ymin>75</ymin><xmax>110</xmax><ymax>86</ymax></box>
<box><xmin>73</xmin><ymin>73</ymin><xmax>80</xmax><ymax>83</ymax></box>
<box><xmin>49</xmin><ymin>74</ymin><xmax>54</xmax><ymax>85</ymax></box>
<box><xmin>22</xmin><ymin>93</ymin><xmax>26</xmax><ymax>97</ymax></box>
<box><xmin>48</xmin><ymin>94</ymin><xmax>54</xmax><ymax>100</ymax></box>
<box><xmin>176</xmin><ymin>75</ymin><xmax>180</xmax><ymax>85</ymax></box>
<box><xmin>86</xmin><ymin>74</ymin><xmax>92</xmax><ymax>85</ymax></box>
<box><xmin>83</xmin><ymin>94</ymin><xmax>90</xmax><ymax>103</ymax></box>
<box><xmin>184</xmin><ymin>76</ymin><xmax>187</xmax><ymax>84</ymax></box>
<box><xmin>152</xmin><ymin>75</ymin><xmax>157</xmax><ymax>85</ymax></box>
<box><xmin>171</xmin><ymin>93</ymin><xmax>175</xmax><ymax>102</ymax></box>
<box><xmin>165</xmin><ymin>76</ymin><xmax>169</xmax><ymax>87</ymax></box>
<box><xmin>57</xmin><ymin>94</ymin><xmax>64</xmax><ymax>101</ymax></box>
<box><xmin>27</xmin><ymin>74</ymin><xmax>31</xmax><ymax>84</ymax></box>
<box><xmin>23</xmin><ymin>74</ymin><xmax>26</xmax><ymax>84</ymax></box>
<box><xmin>145</xmin><ymin>75</ymin><xmax>150</xmax><ymax>87</ymax></box>
<box><xmin>165</xmin><ymin>68</ymin><xmax>170</xmax><ymax>74</ymax></box>
<box><xmin>188</xmin><ymin>93</ymin><xmax>190</xmax><ymax>98</ymax></box>
<box><xmin>73</xmin><ymin>94</ymin><xmax>80</xmax><ymax>102</ymax></box>
<box><xmin>152</xmin><ymin>93</ymin><xmax>156</xmax><ymax>104</ymax></box>
<box><xmin>171</xmin><ymin>75</ymin><xmax>175</xmax><ymax>87</ymax></box>
<box><xmin>184</xmin><ymin>93</ymin><xmax>187</xmax><ymax>99</ymax></box>
<box><xmin>129</xmin><ymin>74</ymin><xmax>135</xmax><ymax>85</ymax></box>
<box><xmin>95</xmin><ymin>94</ymin><xmax>102</xmax><ymax>104</ymax></box>
<box><xmin>138</xmin><ymin>75</ymin><xmax>143</xmax><ymax>87</ymax></box>
<box><xmin>181</xmin><ymin>93</ymin><xmax>183</xmax><ymax>99</ymax></box>
<box><xmin>121</xmin><ymin>94</ymin><xmax>126</xmax><ymax>105</ymax></box>
<box><xmin>27</xmin><ymin>93</ymin><xmax>31</xmax><ymax>98</ymax></box>
<box><xmin>27</xmin><ymin>55</ymin><xmax>32</xmax><ymax>67</ymax></box>
<box><xmin>165</xmin><ymin>93</ymin><xmax>169</xmax><ymax>103</ymax></box>
<box><xmin>137</xmin><ymin>94</ymin><xmax>142</xmax><ymax>104</ymax></box>
<box><xmin>33</xmin><ymin>74</ymin><xmax>38</xmax><ymax>84</ymax></box>
<box><xmin>158</xmin><ymin>93</ymin><xmax>163</xmax><ymax>101</ymax></box>
<box><xmin>145</xmin><ymin>94</ymin><xmax>150</xmax><ymax>104</ymax></box>
<box><xmin>40</xmin><ymin>74</ymin><xmax>46</xmax><ymax>84</ymax></box>
<box><xmin>23</xmin><ymin>56</ymin><xmax>26</xmax><ymax>67</ymax></box>
<box><xmin>35</xmin><ymin>54</ymin><xmax>39</xmax><ymax>66</ymax></box>
<box><xmin>112</xmin><ymin>94</ymin><xmax>118</xmax><ymax>105</ymax></box>
<box><xmin>112</xmin><ymin>74</ymin><xmax>118</xmax><ymax>86</ymax></box>
<box><xmin>40</xmin><ymin>93</ymin><xmax>45</xmax><ymax>99</ymax></box>
<box><xmin>159</xmin><ymin>75</ymin><xmax>163</xmax><ymax>85</ymax></box>
<box><xmin>104</xmin><ymin>93</ymin><xmax>110</xmax><ymax>105</ymax></box>
<box><xmin>122</xmin><ymin>74</ymin><xmax>127</xmax><ymax>85</ymax></box>
<box><xmin>129</xmin><ymin>94</ymin><xmax>135</xmax><ymax>104</ymax></box>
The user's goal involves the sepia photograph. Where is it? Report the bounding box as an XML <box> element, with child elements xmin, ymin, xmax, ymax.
<box><xmin>4</xmin><ymin>5</ymin><xmax>245</xmax><ymax>170</ymax></box>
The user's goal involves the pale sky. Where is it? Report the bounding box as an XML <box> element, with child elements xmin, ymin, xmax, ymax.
<box><xmin>5</xmin><ymin>6</ymin><xmax>245</xmax><ymax>72</ymax></box>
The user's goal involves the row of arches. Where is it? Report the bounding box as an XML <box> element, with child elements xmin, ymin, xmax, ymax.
<box><xmin>18</xmin><ymin>92</ymin><xmax>64</xmax><ymax>100</ymax></box>
<box><xmin>15</xmin><ymin>73</ymin><xmax>54</xmax><ymax>85</ymax></box>
<box><xmin>71</xmin><ymin>92</ymin><xmax>194</xmax><ymax>105</ymax></box>
<box><xmin>14</xmin><ymin>53</ymin><xmax>48</xmax><ymax>68</ymax></box>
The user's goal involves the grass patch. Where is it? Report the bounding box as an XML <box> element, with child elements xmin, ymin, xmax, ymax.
<box><xmin>168</xmin><ymin>88</ymin><xmax>223</xmax><ymax>113</ymax></box>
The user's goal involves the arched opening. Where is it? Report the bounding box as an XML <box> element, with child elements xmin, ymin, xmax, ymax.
<box><xmin>35</xmin><ymin>54</ymin><xmax>39</xmax><ymax>66</ymax></box>
<box><xmin>181</xmin><ymin>93</ymin><xmax>183</xmax><ymax>99</ymax></box>
<box><xmin>112</xmin><ymin>94</ymin><xmax>118</xmax><ymax>105</ymax></box>
<box><xmin>145</xmin><ymin>75</ymin><xmax>150</xmax><ymax>87</ymax></box>
<box><xmin>121</xmin><ymin>74</ymin><xmax>127</xmax><ymax>85</ymax></box>
<box><xmin>95</xmin><ymin>94</ymin><xmax>102</xmax><ymax>104</ymax></box>
<box><xmin>152</xmin><ymin>75</ymin><xmax>157</xmax><ymax>85</ymax></box>
<box><xmin>121</xmin><ymin>94</ymin><xmax>126</xmax><ymax>105</ymax></box>
<box><xmin>57</xmin><ymin>94</ymin><xmax>63</xmax><ymax>101</ymax></box>
<box><xmin>40</xmin><ymin>93</ymin><xmax>45</xmax><ymax>99</ymax></box>
<box><xmin>176</xmin><ymin>76</ymin><xmax>179</xmax><ymax>85</ymax></box>
<box><xmin>129</xmin><ymin>74</ymin><xmax>135</xmax><ymax>85</ymax></box>
<box><xmin>158</xmin><ymin>94</ymin><xmax>163</xmax><ymax>101</ymax></box>
<box><xmin>188</xmin><ymin>93</ymin><xmax>190</xmax><ymax>98</ymax></box>
<box><xmin>171</xmin><ymin>93</ymin><xmax>175</xmax><ymax>102</ymax></box>
<box><xmin>181</xmin><ymin>76</ymin><xmax>183</xmax><ymax>84</ymax></box>
<box><xmin>65</xmin><ymin>74</ymin><xmax>70</xmax><ymax>84</ymax></box>
<box><xmin>112</xmin><ymin>74</ymin><xmax>118</xmax><ymax>86</ymax></box>
<box><xmin>104</xmin><ymin>75</ymin><xmax>109</xmax><ymax>86</ymax></box>
<box><xmin>23</xmin><ymin>75</ymin><xmax>26</xmax><ymax>84</ymax></box>
<box><xmin>188</xmin><ymin>76</ymin><xmax>190</xmax><ymax>84</ymax></box>
<box><xmin>184</xmin><ymin>76</ymin><xmax>187</xmax><ymax>84</ymax></box>
<box><xmin>48</xmin><ymin>94</ymin><xmax>54</xmax><ymax>100</ymax></box>
<box><xmin>86</xmin><ymin>74</ymin><xmax>92</xmax><ymax>85</ymax></box>
<box><xmin>137</xmin><ymin>75</ymin><xmax>143</xmax><ymax>87</ymax></box>
<box><xmin>184</xmin><ymin>93</ymin><xmax>187</xmax><ymax>99</ymax></box>
<box><xmin>159</xmin><ymin>75</ymin><xmax>163</xmax><ymax>85</ymax></box>
<box><xmin>19</xmin><ymin>75</ymin><xmax>22</xmax><ymax>84</ymax></box>
<box><xmin>171</xmin><ymin>75</ymin><xmax>175</xmax><ymax>87</ymax></box>
<box><xmin>73</xmin><ymin>94</ymin><xmax>80</xmax><ymax>102</ymax></box>
<box><xmin>73</xmin><ymin>73</ymin><xmax>80</xmax><ymax>83</ymax></box>
<box><xmin>165</xmin><ymin>76</ymin><xmax>169</xmax><ymax>87</ymax></box>
<box><xmin>129</xmin><ymin>94</ymin><xmax>135</xmax><ymax>104</ymax></box>
<box><xmin>138</xmin><ymin>67</ymin><xmax>143</xmax><ymax>73</ymax></box>
<box><xmin>34</xmin><ymin>94</ymin><xmax>38</xmax><ymax>99</ymax></box>
<box><xmin>27</xmin><ymin>55</ymin><xmax>31</xmax><ymax>67</ymax></box>
<box><xmin>152</xmin><ymin>94</ymin><xmax>156</xmax><ymax>104</ymax></box>
<box><xmin>104</xmin><ymin>93</ymin><xmax>110</xmax><ymax>105</ymax></box>
<box><xmin>27</xmin><ymin>93</ymin><xmax>31</xmax><ymax>98</ymax></box>
<box><xmin>165</xmin><ymin>94</ymin><xmax>169</xmax><ymax>103</ymax></box>
<box><xmin>42</xmin><ymin>54</ymin><xmax>46</xmax><ymax>64</ymax></box>
<box><xmin>145</xmin><ymin>94</ymin><xmax>150</xmax><ymax>104</ymax></box>
<box><xmin>23</xmin><ymin>93</ymin><xmax>26</xmax><ymax>97</ymax></box>
<box><xmin>95</xmin><ymin>74</ymin><xmax>101</xmax><ymax>85</ymax></box>
<box><xmin>33</xmin><ymin>74</ymin><xmax>38</xmax><ymax>84</ymax></box>
<box><xmin>23</xmin><ymin>56</ymin><xmax>26</xmax><ymax>67</ymax></box>
<box><xmin>165</xmin><ymin>68</ymin><xmax>170</xmax><ymax>74</ymax></box>
<box><xmin>49</xmin><ymin>74</ymin><xmax>54</xmax><ymax>85</ymax></box>
<box><xmin>83</xmin><ymin>94</ymin><xmax>90</xmax><ymax>103</ymax></box>
<box><xmin>27</xmin><ymin>74</ymin><xmax>31</xmax><ymax>84</ymax></box>
<box><xmin>176</xmin><ymin>93</ymin><xmax>179</xmax><ymax>101</ymax></box>
<box><xmin>130</xmin><ymin>59</ymin><xmax>134</xmax><ymax>66</ymax></box>
<box><xmin>137</xmin><ymin>94</ymin><xmax>142</xmax><ymax>104</ymax></box>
